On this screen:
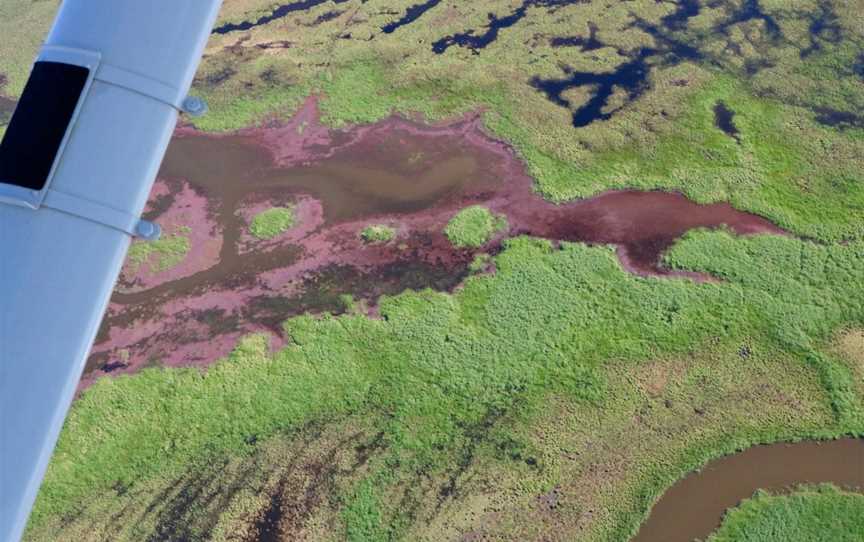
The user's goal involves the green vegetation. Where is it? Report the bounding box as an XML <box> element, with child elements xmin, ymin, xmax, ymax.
<box><xmin>444</xmin><ymin>205</ymin><xmax>508</xmax><ymax>248</ymax></box>
<box><xmin>249</xmin><ymin>206</ymin><xmax>295</xmax><ymax>239</ymax></box>
<box><xmin>26</xmin><ymin>232</ymin><xmax>864</xmax><ymax>540</ymax></box>
<box><xmin>360</xmin><ymin>224</ymin><xmax>396</xmax><ymax>243</ymax></box>
<box><xmin>0</xmin><ymin>0</ymin><xmax>58</xmax><ymax>140</ymax></box>
<box><xmin>125</xmin><ymin>231</ymin><xmax>191</xmax><ymax>275</ymax></box>
<box><xmin>193</xmin><ymin>0</ymin><xmax>864</xmax><ymax>243</ymax></box>
<box><xmin>6</xmin><ymin>1</ymin><xmax>864</xmax><ymax>241</ymax></box>
<box><xmin>833</xmin><ymin>328</ymin><xmax>864</xmax><ymax>400</ymax></box>
<box><xmin>0</xmin><ymin>0</ymin><xmax>58</xmax><ymax>97</ymax></box>
<box><xmin>708</xmin><ymin>485</ymin><xmax>864</xmax><ymax>542</ymax></box>
<box><xmin>6</xmin><ymin>0</ymin><xmax>864</xmax><ymax>539</ymax></box>
<box><xmin>469</xmin><ymin>252</ymin><xmax>492</xmax><ymax>273</ymax></box>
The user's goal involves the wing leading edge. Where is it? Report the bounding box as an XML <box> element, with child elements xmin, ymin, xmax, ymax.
<box><xmin>0</xmin><ymin>2</ymin><xmax>223</xmax><ymax>540</ymax></box>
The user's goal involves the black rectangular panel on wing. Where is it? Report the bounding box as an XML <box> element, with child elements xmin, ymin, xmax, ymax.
<box><xmin>0</xmin><ymin>61</ymin><xmax>90</xmax><ymax>191</ymax></box>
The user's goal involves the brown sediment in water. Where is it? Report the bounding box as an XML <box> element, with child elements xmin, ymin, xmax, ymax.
<box><xmin>0</xmin><ymin>74</ymin><xmax>15</xmax><ymax>123</ymax></box>
<box><xmin>82</xmin><ymin>96</ymin><xmax>785</xmax><ymax>386</ymax></box>
<box><xmin>633</xmin><ymin>438</ymin><xmax>864</xmax><ymax>542</ymax></box>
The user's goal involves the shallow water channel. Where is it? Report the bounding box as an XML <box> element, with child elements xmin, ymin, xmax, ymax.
<box><xmin>633</xmin><ymin>438</ymin><xmax>864</xmax><ymax>542</ymax></box>
<box><xmin>89</xmin><ymin>107</ymin><xmax>788</xmax><ymax>379</ymax></box>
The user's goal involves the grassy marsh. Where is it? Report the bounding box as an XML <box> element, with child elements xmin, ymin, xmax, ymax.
<box><xmin>4</xmin><ymin>0</ymin><xmax>864</xmax><ymax>540</ymax></box>
<box><xmin>187</xmin><ymin>0</ymin><xmax>864</xmax><ymax>244</ymax></box>
<box><xmin>26</xmin><ymin>232</ymin><xmax>864</xmax><ymax>540</ymax></box>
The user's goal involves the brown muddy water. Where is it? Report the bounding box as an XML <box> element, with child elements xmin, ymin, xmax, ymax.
<box><xmin>161</xmin><ymin>127</ymin><xmax>487</xmax><ymax>225</ymax></box>
<box><xmin>103</xmin><ymin>120</ymin><xmax>500</xmax><ymax>322</ymax></box>
<box><xmin>88</xmin><ymin>101</ymin><xmax>784</xmax><ymax>382</ymax></box>
<box><xmin>633</xmin><ymin>438</ymin><xmax>864</xmax><ymax>542</ymax></box>
<box><xmin>149</xmin><ymin>124</ymin><xmax>781</xmax><ymax>295</ymax></box>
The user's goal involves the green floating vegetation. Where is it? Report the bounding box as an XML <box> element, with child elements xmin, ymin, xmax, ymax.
<box><xmin>444</xmin><ymin>205</ymin><xmax>508</xmax><ymax>248</ymax></box>
<box><xmin>708</xmin><ymin>485</ymin><xmax>864</xmax><ymax>542</ymax></box>
<box><xmin>249</xmin><ymin>206</ymin><xmax>295</xmax><ymax>240</ymax></box>
<box><xmin>125</xmin><ymin>233</ymin><xmax>191</xmax><ymax>274</ymax></box>
<box><xmin>360</xmin><ymin>224</ymin><xmax>396</xmax><ymax>244</ymax></box>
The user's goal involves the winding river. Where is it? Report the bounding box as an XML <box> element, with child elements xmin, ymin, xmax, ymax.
<box><xmin>634</xmin><ymin>438</ymin><xmax>864</xmax><ymax>542</ymax></box>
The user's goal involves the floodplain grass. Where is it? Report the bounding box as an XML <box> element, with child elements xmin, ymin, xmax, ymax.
<box><xmin>707</xmin><ymin>484</ymin><xmax>864</xmax><ymax>542</ymax></box>
<box><xmin>360</xmin><ymin>224</ymin><xmax>396</xmax><ymax>243</ymax></box>
<box><xmin>832</xmin><ymin>328</ymin><xmax>864</xmax><ymax>398</ymax></box>
<box><xmin>444</xmin><ymin>205</ymin><xmax>508</xmax><ymax>248</ymax></box>
<box><xmin>26</xmin><ymin>231</ymin><xmax>864</xmax><ymax>540</ymax></box>
<box><xmin>469</xmin><ymin>253</ymin><xmax>492</xmax><ymax>273</ymax></box>
<box><xmin>249</xmin><ymin>206</ymin><xmax>295</xmax><ymax>239</ymax></box>
<box><xmin>407</xmin><ymin>341</ymin><xmax>851</xmax><ymax>542</ymax></box>
<box><xmin>6</xmin><ymin>0</ymin><xmax>864</xmax><ymax>539</ymax></box>
<box><xmin>125</xmin><ymin>232</ymin><xmax>191</xmax><ymax>275</ymax></box>
<box><xmin>0</xmin><ymin>0</ymin><xmax>58</xmax><ymax>96</ymax></box>
<box><xmin>25</xmin><ymin>415</ymin><xmax>385</xmax><ymax>542</ymax></box>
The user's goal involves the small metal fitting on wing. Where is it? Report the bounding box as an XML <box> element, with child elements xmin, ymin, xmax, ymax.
<box><xmin>134</xmin><ymin>219</ymin><xmax>161</xmax><ymax>241</ymax></box>
<box><xmin>181</xmin><ymin>95</ymin><xmax>208</xmax><ymax>117</ymax></box>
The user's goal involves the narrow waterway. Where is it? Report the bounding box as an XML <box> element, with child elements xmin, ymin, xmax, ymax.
<box><xmin>633</xmin><ymin>438</ymin><xmax>864</xmax><ymax>542</ymax></box>
<box><xmin>86</xmin><ymin>100</ymin><xmax>785</xmax><ymax>386</ymax></box>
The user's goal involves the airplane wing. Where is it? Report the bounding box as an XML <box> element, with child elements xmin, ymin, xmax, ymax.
<box><xmin>0</xmin><ymin>2</ymin><xmax>222</xmax><ymax>540</ymax></box>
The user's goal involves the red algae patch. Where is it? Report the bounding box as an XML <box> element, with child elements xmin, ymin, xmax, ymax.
<box><xmin>499</xmin><ymin>189</ymin><xmax>785</xmax><ymax>278</ymax></box>
<box><xmin>84</xmin><ymin>97</ymin><xmax>789</xmax><ymax>385</ymax></box>
<box><xmin>118</xmin><ymin>180</ymin><xmax>223</xmax><ymax>292</ymax></box>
